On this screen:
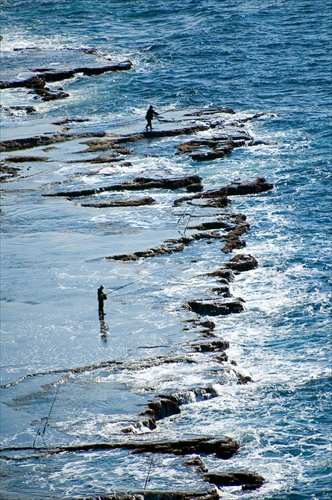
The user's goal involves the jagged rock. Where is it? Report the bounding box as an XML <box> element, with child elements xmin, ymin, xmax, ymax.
<box><xmin>5</xmin><ymin>105</ymin><xmax>36</xmax><ymax>114</ymax></box>
<box><xmin>203</xmin><ymin>269</ymin><xmax>235</xmax><ymax>282</ymax></box>
<box><xmin>225</xmin><ymin>254</ymin><xmax>258</xmax><ymax>272</ymax></box>
<box><xmin>211</xmin><ymin>287</ymin><xmax>231</xmax><ymax>297</ymax></box>
<box><xmin>81</xmin><ymin>197</ymin><xmax>156</xmax><ymax>208</ymax></box>
<box><xmin>236</xmin><ymin>374</ymin><xmax>253</xmax><ymax>385</ymax></box>
<box><xmin>185</xmin><ymin>300</ymin><xmax>244</xmax><ymax>316</ymax></box>
<box><xmin>204</xmin><ymin>471</ymin><xmax>265</xmax><ymax>490</ymax></box>
<box><xmin>146</xmin><ymin>398</ymin><xmax>181</xmax><ymax>420</ymax></box>
<box><xmin>192</xmin><ymin>340</ymin><xmax>229</xmax><ymax>353</ymax></box>
<box><xmin>184</xmin><ymin>455</ymin><xmax>209</xmax><ymax>473</ymax></box>
<box><xmin>214</xmin><ymin>353</ymin><xmax>228</xmax><ymax>363</ymax></box>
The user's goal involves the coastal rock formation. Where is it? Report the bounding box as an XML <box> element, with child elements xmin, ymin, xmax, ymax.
<box><xmin>81</xmin><ymin>197</ymin><xmax>156</xmax><ymax>208</ymax></box>
<box><xmin>82</xmin><ymin>489</ymin><xmax>220</xmax><ymax>500</ymax></box>
<box><xmin>43</xmin><ymin>175</ymin><xmax>202</xmax><ymax>198</ymax></box>
<box><xmin>0</xmin><ymin>61</ymin><xmax>133</xmax><ymax>91</ymax></box>
<box><xmin>173</xmin><ymin>177</ymin><xmax>273</xmax><ymax>207</ymax></box>
<box><xmin>225</xmin><ymin>254</ymin><xmax>258</xmax><ymax>272</ymax></box>
<box><xmin>185</xmin><ymin>300</ymin><xmax>244</xmax><ymax>316</ymax></box>
<box><xmin>204</xmin><ymin>471</ymin><xmax>265</xmax><ymax>490</ymax></box>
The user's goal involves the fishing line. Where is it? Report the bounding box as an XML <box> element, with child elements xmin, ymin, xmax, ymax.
<box><xmin>104</xmin><ymin>266</ymin><xmax>172</xmax><ymax>296</ymax></box>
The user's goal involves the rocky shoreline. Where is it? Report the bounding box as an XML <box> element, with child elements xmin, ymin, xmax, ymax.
<box><xmin>0</xmin><ymin>103</ymin><xmax>272</xmax><ymax>496</ymax></box>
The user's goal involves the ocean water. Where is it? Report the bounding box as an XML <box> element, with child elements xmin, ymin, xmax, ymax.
<box><xmin>0</xmin><ymin>1</ymin><xmax>331</xmax><ymax>499</ymax></box>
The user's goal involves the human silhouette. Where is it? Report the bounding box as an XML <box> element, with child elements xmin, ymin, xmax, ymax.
<box><xmin>145</xmin><ymin>105</ymin><xmax>159</xmax><ymax>131</ymax></box>
<box><xmin>98</xmin><ymin>285</ymin><xmax>107</xmax><ymax>319</ymax></box>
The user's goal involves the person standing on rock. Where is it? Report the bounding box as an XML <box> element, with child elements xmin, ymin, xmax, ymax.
<box><xmin>98</xmin><ymin>285</ymin><xmax>107</xmax><ymax>318</ymax></box>
<box><xmin>145</xmin><ymin>105</ymin><xmax>159</xmax><ymax>131</ymax></box>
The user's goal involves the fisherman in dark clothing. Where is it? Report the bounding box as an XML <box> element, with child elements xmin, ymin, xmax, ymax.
<box><xmin>145</xmin><ymin>105</ymin><xmax>159</xmax><ymax>131</ymax></box>
<box><xmin>98</xmin><ymin>285</ymin><xmax>107</xmax><ymax>318</ymax></box>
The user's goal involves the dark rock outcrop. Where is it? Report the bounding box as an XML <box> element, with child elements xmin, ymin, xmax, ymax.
<box><xmin>0</xmin><ymin>62</ymin><xmax>133</xmax><ymax>89</ymax></box>
<box><xmin>173</xmin><ymin>177</ymin><xmax>273</xmax><ymax>207</ymax></box>
<box><xmin>3</xmin><ymin>155</ymin><xmax>48</xmax><ymax>163</ymax></box>
<box><xmin>0</xmin><ymin>131</ymin><xmax>107</xmax><ymax>152</ymax></box>
<box><xmin>81</xmin><ymin>197</ymin><xmax>156</xmax><ymax>208</ymax></box>
<box><xmin>204</xmin><ymin>471</ymin><xmax>265</xmax><ymax>490</ymax></box>
<box><xmin>44</xmin><ymin>175</ymin><xmax>202</xmax><ymax>198</ymax></box>
<box><xmin>203</xmin><ymin>269</ymin><xmax>235</xmax><ymax>282</ymax></box>
<box><xmin>192</xmin><ymin>340</ymin><xmax>229</xmax><ymax>353</ymax></box>
<box><xmin>225</xmin><ymin>254</ymin><xmax>258</xmax><ymax>272</ymax></box>
<box><xmin>185</xmin><ymin>300</ymin><xmax>244</xmax><ymax>316</ymax></box>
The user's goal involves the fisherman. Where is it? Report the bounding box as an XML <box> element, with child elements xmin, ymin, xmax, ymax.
<box><xmin>98</xmin><ymin>285</ymin><xmax>107</xmax><ymax>318</ymax></box>
<box><xmin>145</xmin><ymin>105</ymin><xmax>159</xmax><ymax>131</ymax></box>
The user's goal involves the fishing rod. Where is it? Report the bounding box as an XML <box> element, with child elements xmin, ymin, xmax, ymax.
<box><xmin>33</xmin><ymin>383</ymin><xmax>60</xmax><ymax>447</ymax></box>
<box><xmin>144</xmin><ymin>454</ymin><xmax>155</xmax><ymax>489</ymax></box>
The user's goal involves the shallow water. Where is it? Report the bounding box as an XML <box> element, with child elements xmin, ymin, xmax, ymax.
<box><xmin>1</xmin><ymin>1</ymin><xmax>331</xmax><ymax>498</ymax></box>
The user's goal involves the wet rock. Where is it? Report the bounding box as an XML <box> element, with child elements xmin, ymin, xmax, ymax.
<box><xmin>236</xmin><ymin>373</ymin><xmax>253</xmax><ymax>385</ymax></box>
<box><xmin>82</xmin><ymin>490</ymin><xmax>220</xmax><ymax>500</ymax></box>
<box><xmin>129</xmin><ymin>436</ymin><xmax>240</xmax><ymax>459</ymax></box>
<box><xmin>53</xmin><ymin>118</ymin><xmax>90</xmax><ymax>126</ymax></box>
<box><xmin>203</xmin><ymin>269</ymin><xmax>235</xmax><ymax>282</ymax></box>
<box><xmin>190</xmin><ymin>221</ymin><xmax>232</xmax><ymax>231</ymax></box>
<box><xmin>184</xmin><ymin>107</ymin><xmax>236</xmax><ymax>116</ymax></box>
<box><xmin>107</xmin><ymin>230</ymin><xmax>225</xmax><ymax>261</ymax></box>
<box><xmin>185</xmin><ymin>300</ymin><xmax>244</xmax><ymax>316</ymax></box>
<box><xmin>0</xmin><ymin>165</ymin><xmax>20</xmax><ymax>181</ymax></box>
<box><xmin>146</xmin><ymin>397</ymin><xmax>181</xmax><ymax>420</ymax></box>
<box><xmin>204</xmin><ymin>471</ymin><xmax>265</xmax><ymax>490</ymax></box>
<box><xmin>81</xmin><ymin>197</ymin><xmax>156</xmax><ymax>208</ymax></box>
<box><xmin>0</xmin><ymin>62</ymin><xmax>133</xmax><ymax>89</ymax></box>
<box><xmin>214</xmin><ymin>353</ymin><xmax>228</xmax><ymax>363</ymax></box>
<box><xmin>223</xmin><ymin>177</ymin><xmax>273</xmax><ymax>196</ymax></box>
<box><xmin>0</xmin><ymin>131</ymin><xmax>107</xmax><ymax>152</ymax></box>
<box><xmin>225</xmin><ymin>254</ymin><xmax>258</xmax><ymax>272</ymax></box>
<box><xmin>5</xmin><ymin>105</ymin><xmax>36</xmax><ymax>114</ymax></box>
<box><xmin>211</xmin><ymin>287</ymin><xmax>231</xmax><ymax>297</ymax></box>
<box><xmin>184</xmin><ymin>455</ymin><xmax>209</xmax><ymax>473</ymax></box>
<box><xmin>40</xmin><ymin>90</ymin><xmax>70</xmax><ymax>101</ymax></box>
<box><xmin>44</xmin><ymin>175</ymin><xmax>202</xmax><ymax>198</ymax></box>
<box><xmin>222</xmin><ymin>223</ymin><xmax>248</xmax><ymax>253</ymax></box>
<box><xmin>3</xmin><ymin>155</ymin><xmax>48</xmax><ymax>163</ymax></box>
<box><xmin>192</xmin><ymin>340</ymin><xmax>230</xmax><ymax>353</ymax></box>
<box><xmin>173</xmin><ymin>177</ymin><xmax>273</xmax><ymax>207</ymax></box>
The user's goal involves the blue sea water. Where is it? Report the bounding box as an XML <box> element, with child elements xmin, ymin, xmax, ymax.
<box><xmin>0</xmin><ymin>1</ymin><xmax>331</xmax><ymax>499</ymax></box>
